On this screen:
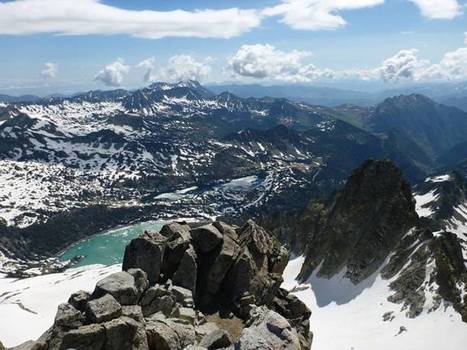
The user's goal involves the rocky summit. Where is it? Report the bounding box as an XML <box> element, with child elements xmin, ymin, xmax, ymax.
<box><xmin>11</xmin><ymin>220</ymin><xmax>312</xmax><ymax>350</ymax></box>
<box><xmin>299</xmin><ymin>159</ymin><xmax>418</xmax><ymax>283</ymax></box>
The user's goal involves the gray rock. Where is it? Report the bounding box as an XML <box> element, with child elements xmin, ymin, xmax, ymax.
<box><xmin>54</xmin><ymin>302</ymin><xmax>83</xmax><ymax>329</ymax></box>
<box><xmin>8</xmin><ymin>341</ymin><xmax>46</xmax><ymax>350</ymax></box>
<box><xmin>160</xmin><ymin>222</ymin><xmax>192</xmax><ymax>240</ymax></box>
<box><xmin>205</xmin><ymin>235</ymin><xmax>239</xmax><ymax>297</ymax></box>
<box><xmin>223</xmin><ymin>250</ymin><xmax>255</xmax><ymax>303</ymax></box>
<box><xmin>146</xmin><ymin>316</ymin><xmax>196</xmax><ymax>350</ymax></box>
<box><xmin>190</xmin><ymin>224</ymin><xmax>223</xmax><ymax>252</ymax></box>
<box><xmin>170</xmin><ymin>286</ymin><xmax>194</xmax><ymax>307</ymax></box>
<box><xmin>213</xmin><ymin>221</ymin><xmax>238</xmax><ymax>240</ymax></box>
<box><xmin>235</xmin><ymin>306</ymin><xmax>301</xmax><ymax>350</ymax></box>
<box><xmin>175</xmin><ymin>307</ymin><xmax>197</xmax><ymax>325</ymax></box>
<box><xmin>123</xmin><ymin>232</ymin><xmax>166</xmax><ymax>284</ymax></box>
<box><xmin>173</xmin><ymin>245</ymin><xmax>198</xmax><ymax>295</ymax></box>
<box><xmin>60</xmin><ymin>324</ymin><xmax>105</xmax><ymax>350</ymax></box>
<box><xmin>199</xmin><ymin>329</ymin><xmax>232</xmax><ymax>349</ymax></box>
<box><xmin>122</xmin><ymin>305</ymin><xmax>145</xmax><ymax>323</ymax></box>
<box><xmin>271</xmin><ymin>246</ymin><xmax>289</xmax><ymax>274</ymax></box>
<box><xmin>161</xmin><ymin>224</ymin><xmax>192</xmax><ymax>280</ymax></box>
<box><xmin>195</xmin><ymin>322</ymin><xmax>221</xmax><ymax>342</ymax></box>
<box><xmin>103</xmin><ymin>316</ymin><xmax>142</xmax><ymax>350</ymax></box>
<box><xmin>128</xmin><ymin>268</ymin><xmax>150</xmax><ymax>296</ymax></box>
<box><xmin>93</xmin><ymin>271</ymin><xmax>139</xmax><ymax>305</ymax></box>
<box><xmin>143</xmin><ymin>294</ymin><xmax>176</xmax><ymax>317</ymax></box>
<box><xmin>68</xmin><ymin>290</ymin><xmax>91</xmax><ymax>312</ymax></box>
<box><xmin>86</xmin><ymin>294</ymin><xmax>122</xmax><ymax>323</ymax></box>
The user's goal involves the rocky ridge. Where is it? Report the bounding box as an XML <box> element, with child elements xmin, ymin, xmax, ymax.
<box><xmin>264</xmin><ymin>160</ymin><xmax>467</xmax><ymax>322</ymax></box>
<box><xmin>10</xmin><ymin>220</ymin><xmax>312</xmax><ymax>350</ymax></box>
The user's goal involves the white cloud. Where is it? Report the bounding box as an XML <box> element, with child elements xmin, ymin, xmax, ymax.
<box><xmin>464</xmin><ymin>32</ymin><xmax>467</xmax><ymax>45</ymax></box>
<box><xmin>228</xmin><ymin>44</ymin><xmax>334</xmax><ymax>82</ymax></box>
<box><xmin>263</xmin><ymin>0</ymin><xmax>384</xmax><ymax>31</ymax></box>
<box><xmin>95</xmin><ymin>59</ymin><xmax>130</xmax><ymax>87</ymax></box>
<box><xmin>137</xmin><ymin>57</ymin><xmax>156</xmax><ymax>83</ymax></box>
<box><xmin>377</xmin><ymin>49</ymin><xmax>431</xmax><ymax>81</ymax></box>
<box><xmin>408</xmin><ymin>0</ymin><xmax>462</xmax><ymax>19</ymax></box>
<box><xmin>156</xmin><ymin>55</ymin><xmax>212</xmax><ymax>83</ymax></box>
<box><xmin>0</xmin><ymin>0</ymin><xmax>261</xmax><ymax>39</ymax></box>
<box><xmin>434</xmin><ymin>47</ymin><xmax>467</xmax><ymax>79</ymax></box>
<box><xmin>40</xmin><ymin>62</ymin><xmax>57</xmax><ymax>79</ymax></box>
<box><xmin>376</xmin><ymin>41</ymin><xmax>467</xmax><ymax>82</ymax></box>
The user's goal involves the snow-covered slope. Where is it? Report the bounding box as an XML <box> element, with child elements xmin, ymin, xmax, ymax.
<box><xmin>282</xmin><ymin>256</ymin><xmax>467</xmax><ymax>350</ymax></box>
<box><xmin>0</xmin><ymin>264</ymin><xmax>119</xmax><ymax>347</ymax></box>
<box><xmin>279</xmin><ymin>168</ymin><xmax>467</xmax><ymax>350</ymax></box>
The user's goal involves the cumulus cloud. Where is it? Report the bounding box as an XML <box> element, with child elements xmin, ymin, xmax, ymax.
<box><xmin>40</xmin><ymin>62</ymin><xmax>57</xmax><ymax>79</ymax></box>
<box><xmin>228</xmin><ymin>44</ymin><xmax>334</xmax><ymax>82</ymax></box>
<box><xmin>157</xmin><ymin>55</ymin><xmax>212</xmax><ymax>82</ymax></box>
<box><xmin>0</xmin><ymin>0</ymin><xmax>261</xmax><ymax>39</ymax></box>
<box><xmin>263</xmin><ymin>0</ymin><xmax>384</xmax><ymax>31</ymax></box>
<box><xmin>95</xmin><ymin>59</ymin><xmax>130</xmax><ymax>87</ymax></box>
<box><xmin>377</xmin><ymin>49</ymin><xmax>431</xmax><ymax>81</ymax></box>
<box><xmin>137</xmin><ymin>57</ymin><xmax>156</xmax><ymax>83</ymax></box>
<box><xmin>408</xmin><ymin>0</ymin><xmax>462</xmax><ymax>19</ymax></box>
<box><xmin>376</xmin><ymin>42</ymin><xmax>467</xmax><ymax>82</ymax></box>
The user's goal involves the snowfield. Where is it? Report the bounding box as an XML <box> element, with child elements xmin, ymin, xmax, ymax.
<box><xmin>282</xmin><ymin>256</ymin><xmax>467</xmax><ymax>350</ymax></box>
<box><xmin>0</xmin><ymin>264</ymin><xmax>120</xmax><ymax>347</ymax></box>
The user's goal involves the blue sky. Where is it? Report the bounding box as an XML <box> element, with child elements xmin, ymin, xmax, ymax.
<box><xmin>0</xmin><ymin>0</ymin><xmax>466</xmax><ymax>95</ymax></box>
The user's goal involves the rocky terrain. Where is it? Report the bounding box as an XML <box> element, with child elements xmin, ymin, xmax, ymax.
<box><xmin>265</xmin><ymin>160</ymin><xmax>467</xmax><ymax>323</ymax></box>
<box><xmin>7</xmin><ymin>220</ymin><xmax>311</xmax><ymax>350</ymax></box>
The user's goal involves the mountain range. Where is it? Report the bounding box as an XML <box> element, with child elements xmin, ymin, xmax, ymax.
<box><xmin>1</xmin><ymin>81</ymin><xmax>467</xmax><ymax>263</ymax></box>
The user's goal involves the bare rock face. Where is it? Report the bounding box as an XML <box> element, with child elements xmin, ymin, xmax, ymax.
<box><xmin>26</xmin><ymin>220</ymin><xmax>312</xmax><ymax>350</ymax></box>
<box><xmin>300</xmin><ymin>159</ymin><xmax>418</xmax><ymax>283</ymax></box>
<box><xmin>123</xmin><ymin>232</ymin><xmax>166</xmax><ymax>285</ymax></box>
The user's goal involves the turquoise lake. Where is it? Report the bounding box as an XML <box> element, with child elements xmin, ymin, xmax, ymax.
<box><xmin>59</xmin><ymin>221</ymin><xmax>165</xmax><ymax>267</ymax></box>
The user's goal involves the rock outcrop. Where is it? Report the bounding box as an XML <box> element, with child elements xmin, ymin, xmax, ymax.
<box><xmin>299</xmin><ymin>159</ymin><xmax>418</xmax><ymax>283</ymax></box>
<box><xmin>15</xmin><ymin>220</ymin><xmax>311</xmax><ymax>349</ymax></box>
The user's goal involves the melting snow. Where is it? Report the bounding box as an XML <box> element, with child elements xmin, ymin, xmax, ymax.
<box><xmin>414</xmin><ymin>190</ymin><xmax>438</xmax><ymax>218</ymax></box>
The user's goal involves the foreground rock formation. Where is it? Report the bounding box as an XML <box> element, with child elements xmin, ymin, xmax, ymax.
<box><xmin>12</xmin><ymin>220</ymin><xmax>311</xmax><ymax>349</ymax></box>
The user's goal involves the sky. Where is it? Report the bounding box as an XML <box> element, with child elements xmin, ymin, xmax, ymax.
<box><xmin>0</xmin><ymin>0</ymin><xmax>466</xmax><ymax>95</ymax></box>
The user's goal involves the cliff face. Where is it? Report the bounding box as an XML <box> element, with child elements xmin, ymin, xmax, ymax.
<box><xmin>14</xmin><ymin>220</ymin><xmax>312</xmax><ymax>350</ymax></box>
<box><xmin>299</xmin><ymin>159</ymin><xmax>418</xmax><ymax>283</ymax></box>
